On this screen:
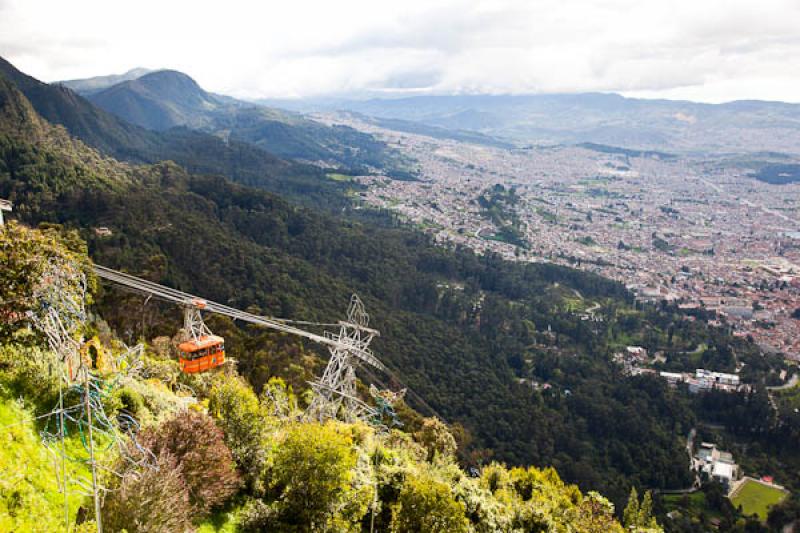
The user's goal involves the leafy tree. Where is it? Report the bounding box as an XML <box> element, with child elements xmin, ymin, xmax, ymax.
<box><xmin>639</xmin><ymin>490</ymin><xmax>655</xmax><ymax>527</ymax></box>
<box><xmin>623</xmin><ymin>487</ymin><xmax>659</xmax><ymax>532</ymax></box>
<box><xmin>414</xmin><ymin>417</ymin><xmax>457</xmax><ymax>463</ymax></box>
<box><xmin>390</xmin><ymin>473</ymin><xmax>469</xmax><ymax>533</ymax></box>
<box><xmin>265</xmin><ymin>421</ymin><xmax>370</xmax><ymax>531</ymax></box>
<box><xmin>207</xmin><ymin>374</ymin><xmax>266</xmax><ymax>492</ymax></box>
<box><xmin>0</xmin><ymin>221</ymin><xmax>91</xmax><ymax>340</ymax></box>
<box><xmin>623</xmin><ymin>486</ymin><xmax>640</xmax><ymax>528</ymax></box>
<box><xmin>574</xmin><ymin>491</ymin><xmax>624</xmax><ymax>532</ymax></box>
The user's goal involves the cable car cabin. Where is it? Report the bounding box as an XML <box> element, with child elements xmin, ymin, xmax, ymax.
<box><xmin>178</xmin><ymin>335</ymin><xmax>225</xmax><ymax>373</ymax></box>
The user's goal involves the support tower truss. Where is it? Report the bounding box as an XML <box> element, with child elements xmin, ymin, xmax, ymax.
<box><xmin>306</xmin><ymin>295</ymin><xmax>382</xmax><ymax>423</ymax></box>
<box><xmin>183</xmin><ymin>302</ymin><xmax>213</xmax><ymax>342</ymax></box>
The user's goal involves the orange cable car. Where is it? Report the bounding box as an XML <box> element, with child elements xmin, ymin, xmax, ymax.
<box><xmin>178</xmin><ymin>334</ymin><xmax>226</xmax><ymax>374</ymax></box>
<box><xmin>178</xmin><ymin>303</ymin><xmax>226</xmax><ymax>374</ymax></box>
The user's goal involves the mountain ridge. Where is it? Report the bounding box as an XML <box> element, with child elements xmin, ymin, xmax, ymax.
<box><xmin>80</xmin><ymin>67</ymin><xmax>412</xmax><ymax>174</ymax></box>
<box><xmin>60</xmin><ymin>66</ymin><xmax>154</xmax><ymax>94</ymax></box>
<box><xmin>0</xmin><ymin>56</ymin><xmax>367</xmax><ymax>207</ymax></box>
<box><xmin>90</xmin><ymin>69</ymin><xmax>224</xmax><ymax>131</ymax></box>
<box><xmin>263</xmin><ymin>92</ymin><xmax>800</xmax><ymax>154</ymax></box>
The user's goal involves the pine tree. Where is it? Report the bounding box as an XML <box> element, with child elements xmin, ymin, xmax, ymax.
<box><xmin>623</xmin><ymin>487</ymin><xmax>640</xmax><ymax>529</ymax></box>
<box><xmin>638</xmin><ymin>491</ymin><xmax>656</xmax><ymax>528</ymax></box>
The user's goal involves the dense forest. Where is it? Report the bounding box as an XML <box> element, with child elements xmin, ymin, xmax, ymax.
<box><xmin>2</xmin><ymin>222</ymin><xmax>655</xmax><ymax>531</ymax></box>
<box><xmin>0</xmin><ymin>63</ymin><xmax>798</xmax><ymax>531</ymax></box>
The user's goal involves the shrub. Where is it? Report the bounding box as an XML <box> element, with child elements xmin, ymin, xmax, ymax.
<box><xmin>116</xmin><ymin>386</ymin><xmax>145</xmax><ymax>418</ymax></box>
<box><xmin>237</xmin><ymin>498</ymin><xmax>276</xmax><ymax>532</ymax></box>
<box><xmin>414</xmin><ymin>417</ymin><xmax>457</xmax><ymax>462</ymax></box>
<box><xmin>139</xmin><ymin>409</ymin><xmax>240</xmax><ymax>516</ymax></box>
<box><xmin>267</xmin><ymin>422</ymin><xmax>368</xmax><ymax>530</ymax></box>
<box><xmin>208</xmin><ymin>375</ymin><xmax>265</xmax><ymax>492</ymax></box>
<box><xmin>101</xmin><ymin>452</ymin><xmax>193</xmax><ymax>533</ymax></box>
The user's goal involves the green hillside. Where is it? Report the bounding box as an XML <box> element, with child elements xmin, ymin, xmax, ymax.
<box><xmin>0</xmin><ymin>218</ymin><xmax>648</xmax><ymax>531</ymax></box>
<box><xmin>0</xmin><ymin>57</ymin><xmax>357</xmax><ymax>209</ymax></box>
<box><xmin>0</xmin><ymin>72</ymin><xmax>706</xmax><ymax>504</ymax></box>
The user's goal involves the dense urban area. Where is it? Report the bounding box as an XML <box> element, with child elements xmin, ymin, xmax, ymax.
<box><xmin>333</xmin><ymin>114</ymin><xmax>800</xmax><ymax>364</ymax></box>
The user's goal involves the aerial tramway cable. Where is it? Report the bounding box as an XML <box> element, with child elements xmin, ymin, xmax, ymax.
<box><xmin>92</xmin><ymin>265</ymin><xmax>384</xmax><ymax>370</ymax></box>
<box><xmin>93</xmin><ymin>264</ymin><xmax>445</xmax><ymax>422</ymax></box>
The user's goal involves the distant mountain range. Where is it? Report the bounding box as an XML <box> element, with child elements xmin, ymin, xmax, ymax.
<box><xmin>262</xmin><ymin>93</ymin><xmax>800</xmax><ymax>155</ymax></box>
<box><xmin>63</xmin><ymin>66</ymin><xmax>800</xmax><ymax>156</ymax></box>
<box><xmin>63</xmin><ymin>68</ymin><xmax>411</xmax><ymax>175</ymax></box>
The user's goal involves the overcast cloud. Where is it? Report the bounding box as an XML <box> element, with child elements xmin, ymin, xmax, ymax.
<box><xmin>1</xmin><ymin>0</ymin><xmax>799</xmax><ymax>102</ymax></box>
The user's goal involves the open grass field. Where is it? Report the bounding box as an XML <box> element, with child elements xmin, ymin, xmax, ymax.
<box><xmin>730</xmin><ymin>478</ymin><xmax>788</xmax><ymax>521</ymax></box>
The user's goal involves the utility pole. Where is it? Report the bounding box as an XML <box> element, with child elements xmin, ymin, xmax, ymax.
<box><xmin>83</xmin><ymin>371</ymin><xmax>102</xmax><ymax>533</ymax></box>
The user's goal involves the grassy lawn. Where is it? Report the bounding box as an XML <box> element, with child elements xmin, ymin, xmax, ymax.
<box><xmin>326</xmin><ymin>172</ymin><xmax>355</xmax><ymax>182</ymax></box>
<box><xmin>730</xmin><ymin>479</ymin><xmax>788</xmax><ymax>521</ymax></box>
<box><xmin>662</xmin><ymin>491</ymin><xmax>724</xmax><ymax>522</ymax></box>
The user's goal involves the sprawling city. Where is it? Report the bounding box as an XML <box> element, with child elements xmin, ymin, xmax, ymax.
<box><xmin>336</xmin><ymin>114</ymin><xmax>800</xmax><ymax>363</ymax></box>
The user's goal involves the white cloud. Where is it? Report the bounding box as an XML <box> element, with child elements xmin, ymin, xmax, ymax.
<box><xmin>0</xmin><ymin>0</ymin><xmax>798</xmax><ymax>102</ymax></box>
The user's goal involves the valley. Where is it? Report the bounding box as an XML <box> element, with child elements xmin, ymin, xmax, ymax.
<box><xmin>326</xmin><ymin>112</ymin><xmax>800</xmax><ymax>366</ymax></box>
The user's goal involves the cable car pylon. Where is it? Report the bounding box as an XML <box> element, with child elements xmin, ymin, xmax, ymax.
<box><xmin>92</xmin><ymin>264</ymin><xmax>386</xmax><ymax>422</ymax></box>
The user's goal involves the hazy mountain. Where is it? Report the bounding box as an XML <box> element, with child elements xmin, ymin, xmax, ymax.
<box><xmin>89</xmin><ymin>69</ymin><xmax>224</xmax><ymax>130</ymax></box>
<box><xmin>0</xmin><ymin>56</ymin><xmax>355</xmax><ymax>207</ymax></box>
<box><xmin>268</xmin><ymin>92</ymin><xmax>800</xmax><ymax>154</ymax></box>
<box><xmin>60</xmin><ymin>67</ymin><xmax>154</xmax><ymax>95</ymax></box>
<box><xmin>85</xmin><ymin>69</ymin><xmax>411</xmax><ymax>174</ymax></box>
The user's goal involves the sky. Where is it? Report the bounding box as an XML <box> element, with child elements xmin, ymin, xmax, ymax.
<box><xmin>1</xmin><ymin>0</ymin><xmax>799</xmax><ymax>103</ymax></box>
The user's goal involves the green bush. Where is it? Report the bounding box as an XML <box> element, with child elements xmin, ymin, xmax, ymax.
<box><xmin>390</xmin><ymin>472</ymin><xmax>469</xmax><ymax>533</ymax></box>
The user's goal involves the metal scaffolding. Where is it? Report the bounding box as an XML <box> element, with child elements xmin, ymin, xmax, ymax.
<box><xmin>27</xmin><ymin>259</ymin><xmax>154</xmax><ymax>533</ymax></box>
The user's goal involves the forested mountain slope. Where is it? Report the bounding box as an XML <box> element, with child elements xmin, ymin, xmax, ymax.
<box><xmin>0</xmin><ymin>57</ymin><xmax>359</xmax><ymax>208</ymax></box>
<box><xmin>0</xmin><ymin>73</ymin><xmax>750</xmax><ymax>512</ymax></box>
<box><xmin>75</xmin><ymin>67</ymin><xmax>412</xmax><ymax>174</ymax></box>
<box><xmin>1</xmin><ymin>222</ymin><xmax>656</xmax><ymax>531</ymax></box>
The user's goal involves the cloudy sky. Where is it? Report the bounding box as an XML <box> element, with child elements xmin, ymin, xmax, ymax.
<box><xmin>1</xmin><ymin>0</ymin><xmax>799</xmax><ymax>102</ymax></box>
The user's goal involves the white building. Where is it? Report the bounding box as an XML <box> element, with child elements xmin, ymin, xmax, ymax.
<box><xmin>695</xmin><ymin>443</ymin><xmax>740</xmax><ymax>491</ymax></box>
<box><xmin>0</xmin><ymin>199</ymin><xmax>11</xmax><ymax>226</ymax></box>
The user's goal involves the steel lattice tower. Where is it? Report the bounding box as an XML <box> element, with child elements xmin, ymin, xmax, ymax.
<box><xmin>306</xmin><ymin>295</ymin><xmax>383</xmax><ymax>423</ymax></box>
